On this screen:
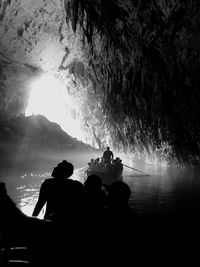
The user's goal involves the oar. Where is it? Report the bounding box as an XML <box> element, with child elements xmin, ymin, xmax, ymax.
<box><xmin>75</xmin><ymin>166</ymin><xmax>88</xmax><ymax>171</ymax></box>
<box><xmin>123</xmin><ymin>164</ymin><xmax>148</xmax><ymax>175</ymax></box>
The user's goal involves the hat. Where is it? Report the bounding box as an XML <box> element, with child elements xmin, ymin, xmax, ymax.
<box><xmin>52</xmin><ymin>160</ymin><xmax>74</xmax><ymax>178</ymax></box>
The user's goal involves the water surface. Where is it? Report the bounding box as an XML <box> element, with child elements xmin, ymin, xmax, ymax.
<box><xmin>1</xmin><ymin>160</ymin><xmax>200</xmax><ymax>223</ymax></box>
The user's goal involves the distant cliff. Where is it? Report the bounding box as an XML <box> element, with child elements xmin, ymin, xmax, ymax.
<box><xmin>0</xmin><ymin>114</ymin><xmax>97</xmax><ymax>171</ymax></box>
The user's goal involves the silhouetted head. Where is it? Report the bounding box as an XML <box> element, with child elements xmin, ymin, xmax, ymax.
<box><xmin>108</xmin><ymin>181</ymin><xmax>131</xmax><ymax>207</ymax></box>
<box><xmin>84</xmin><ymin>174</ymin><xmax>102</xmax><ymax>191</ymax></box>
<box><xmin>107</xmin><ymin>147</ymin><xmax>110</xmax><ymax>150</ymax></box>
<box><xmin>52</xmin><ymin>160</ymin><xmax>74</xmax><ymax>179</ymax></box>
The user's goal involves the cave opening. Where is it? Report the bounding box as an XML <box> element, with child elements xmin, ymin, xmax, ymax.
<box><xmin>0</xmin><ymin>0</ymin><xmax>200</xmax><ymax>167</ymax></box>
<box><xmin>25</xmin><ymin>73</ymin><xmax>86</xmax><ymax>142</ymax></box>
<box><xmin>1</xmin><ymin>1</ymin><xmax>200</xmax><ymax>251</ymax></box>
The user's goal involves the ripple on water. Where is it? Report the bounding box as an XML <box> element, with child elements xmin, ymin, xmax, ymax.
<box><xmin>3</xmin><ymin>165</ymin><xmax>200</xmax><ymax>222</ymax></box>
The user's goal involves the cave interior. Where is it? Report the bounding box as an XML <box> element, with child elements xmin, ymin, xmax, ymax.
<box><xmin>0</xmin><ymin>0</ymin><xmax>200</xmax><ymax>166</ymax></box>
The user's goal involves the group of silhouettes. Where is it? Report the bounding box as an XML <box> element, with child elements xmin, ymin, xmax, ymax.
<box><xmin>26</xmin><ymin>159</ymin><xmax>200</xmax><ymax>265</ymax></box>
<box><xmin>1</xmin><ymin>159</ymin><xmax>198</xmax><ymax>266</ymax></box>
<box><xmin>0</xmin><ymin>159</ymin><xmax>137</xmax><ymax>266</ymax></box>
<box><xmin>0</xmin><ymin>159</ymin><xmax>138</xmax><ymax>266</ymax></box>
<box><xmin>20</xmin><ymin>159</ymin><xmax>136</xmax><ymax>265</ymax></box>
<box><xmin>32</xmin><ymin>159</ymin><xmax>135</xmax><ymax>223</ymax></box>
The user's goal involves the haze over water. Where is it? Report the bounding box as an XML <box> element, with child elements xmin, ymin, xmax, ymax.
<box><xmin>1</xmin><ymin>154</ymin><xmax>200</xmax><ymax>223</ymax></box>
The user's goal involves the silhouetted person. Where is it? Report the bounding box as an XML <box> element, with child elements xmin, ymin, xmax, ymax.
<box><xmin>107</xmin><ymin>181</ymin><xmax>135</xmax><ymax>223</ymax></box>
<box><xmin>32</xmin><ymin>161</ymin><xmax>87</xmax><ymax>265</ymax></box>
<box><xmin>83</xmin><ymin>174</ymin><xmax>108</xmax><ymax>265</ymax></box>
<box><xmin>106</xmin><ymin>181</ymin><xmax>141</xmax><ymax>264</ymax></box>
<box><xmin>0</xmin><ymin>182</ymin><xmax>57</xmax><ymax>265</ymax></box>
<box><xmin>0</xmin><ymin>181</ymin><xmax>87</xmax><ymax>266</ymax></box>
<box><xmin>84</xmin><ymin>174</ymin><xmax>107</xmax><ymax>213</ymax></box>
<box><xmin>45</xmin><ymin>179</ymin><xmax>85</xmax><ymax>265</ymax></box>
<box><xmin>103</xmin><ymin>147</ymin><xmax>114</xmax><ymax>163</ymax></box>
<box><xmin>32</xmin><ymin>160</ymin><xmax>78</xmax><ymax>219</ymax></box>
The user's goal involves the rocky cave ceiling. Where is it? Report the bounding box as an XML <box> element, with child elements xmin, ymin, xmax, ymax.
<box><xmin>1</xmin><ymin>0</ymin><xmax>200</xmax><ymax>164</ymax></box>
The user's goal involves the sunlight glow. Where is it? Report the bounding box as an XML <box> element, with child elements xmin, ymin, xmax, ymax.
<box><xmin>20</xmin><ymin>203</ymin><xmax>45</xmax><ymax>219</ymax></box>
<box><xmin>25</xmin><ymin>74</ymin><xmax>85</xmax><ymax>141</ymax></box>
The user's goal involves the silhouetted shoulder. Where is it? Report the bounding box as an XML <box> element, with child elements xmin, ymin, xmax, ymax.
<box><xmin>40</xmin><ymin>178</ymin><xmax>57</xmax><ymax>195</ymax></box>
<box><xmin>41</xmin><ymin>178</ymin><xmax>57</xmax><ymax>188</ymax></box>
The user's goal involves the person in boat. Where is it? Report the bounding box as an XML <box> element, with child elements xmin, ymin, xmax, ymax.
<box><xmin>0</xmin><ymin>181</ymin><xmax>88</xmax><ymax>266</ymax></box>
<box><xmin>83</xmin><ymin>174</ymin><xmax>107</xmax><ymax>214</ymax></box>
<box><xmin>32</xmin><ymin>160</ymin><xmax>82</xmax><ymax>219</ymax></box>
<box><xmin>103</xmin><ymin>147</ymin><xmax>114</xmax><ymax>163</ymax></box>
<box><xmin>99</xmin><ymin>157</ymin><xmax>105</xmax><ymax>167</ymax></box>
<box><xmin>94</xmin><ymin>157</ymin><xmax>100</xmax><ymax>165</ymax></box>
<box><xmin>113</xmin><ymin>157</ymin><xmax>123</xmax><ymax>169</ymax></box>
<box><xmin>83</xmin><ymin>175</ymin><xmax>108</xmax><ymax>263</ymax></box>
<box><xmin>106</xmin><ymin>181</ymin><xmax>139</xmax><ymax>258</ymax></box>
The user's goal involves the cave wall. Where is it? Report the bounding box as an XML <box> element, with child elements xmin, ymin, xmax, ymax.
<box><xmin>1</xmin><ymin>0</ymin><xmax>200</xmax><ymax>162</ymax></box>
<box><xmin>65</xmin><ymin>0</ymin><xmax>200</xmax><ymax>162</ymax></box>
<box><xmin>0</xmin><ymin>0</ymin><xmax>86</xmax><ymax>115</ymax></box>
<box><xmin>0</xmin><ymin>0</ymin><xmax>116</xmax><ymax>150</ymax></box>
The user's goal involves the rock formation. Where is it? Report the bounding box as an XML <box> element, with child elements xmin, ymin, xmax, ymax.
<box><xmin>1</xmin><ymin>0</ymin><xmax>200</xmax><ymax>164</ymax></box>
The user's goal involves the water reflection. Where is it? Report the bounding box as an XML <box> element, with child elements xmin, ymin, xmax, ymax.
<box><xmin>1</xmin><ymin>163</ymin><xmax>200</xmax><ymax>223</ymax></box>
<box><xmin>126</xmin><ymin>164</ymin><xmax>200</xmax><ymax>223</ymax></box>
<box><xmin>16</xmin><ymin>168</ymin><xmax>88</xmax><ymax>217</ymax></box>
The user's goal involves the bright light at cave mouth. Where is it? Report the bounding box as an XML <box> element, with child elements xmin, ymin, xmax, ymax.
<box><xmin>25</xmin><ymin>74</ymin><xmax>85</xmax><ymax>141</ymax></box>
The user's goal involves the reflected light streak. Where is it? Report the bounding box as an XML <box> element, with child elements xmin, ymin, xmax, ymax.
<box><xmin>20</xmin><ymin>203</ymin><xmax>45</xmax><ymax>219</ymax></box>
<box><xmin>18</xmin><ymin>169</ymin><xmax>86</xmax><ymax>218</ymax></box>
<box><xmin>25</xmin><ymin>74</ymin><xmax>86</xmax><ymax>142</ymax></box>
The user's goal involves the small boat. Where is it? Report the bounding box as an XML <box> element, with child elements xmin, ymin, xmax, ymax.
<box><xmin>86</xmin><ymin>158</ymin><xmax>123</xmax><ymax>185</ymax></box>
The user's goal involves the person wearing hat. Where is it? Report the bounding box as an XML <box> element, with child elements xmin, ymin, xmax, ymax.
<box><xmin>32</xmin><ymin>160</ymin><xmax>78</xmax><ymax>219</ymax></box>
